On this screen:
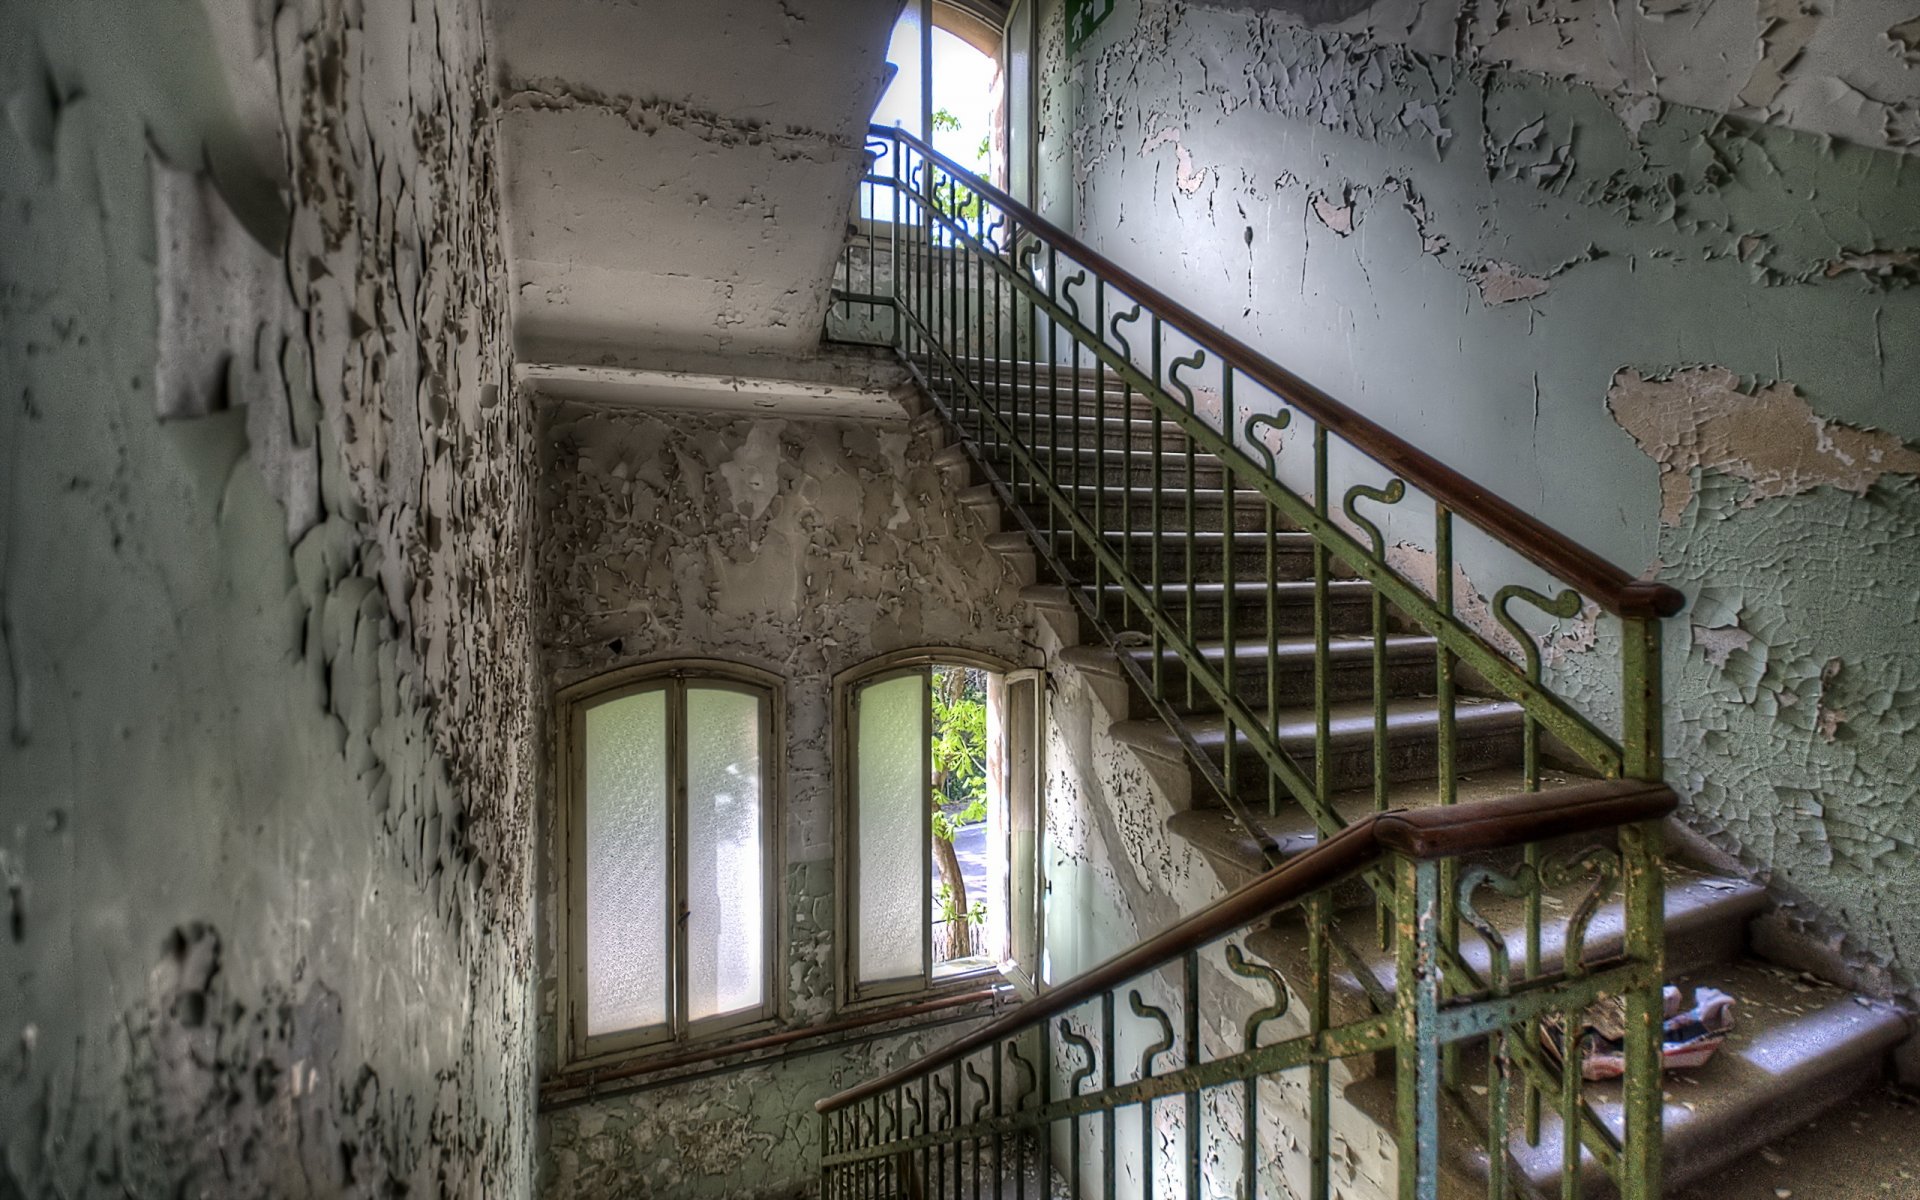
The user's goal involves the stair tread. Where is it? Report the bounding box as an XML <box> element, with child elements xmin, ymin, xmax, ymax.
<box><xmin>1110</xmin><ymin>695</ymin><xmax>1526</xmax><ymax>758</ymax></box>
<box><xmin>1166</xmin><ymin>765</ymin><xmax>1596</xmax><ymax>866</ymax></box>
<box><xmin>1669</xmin><ymin>1083</ymin><xmax>1920</xmax><ymax>1200</ymax></box>
<box><xmin>968</xmin><ymin>480</ymin><xmax>1271</xmax><ymax>507</ymax></box>
<box><xmin>1500</xmin><ymin>962</ymin><xmax>1902</xmax><ymax>1193</ymax></box>
<box><xmin>1340</xmin><ymin>962</ymin><xmax>1906</xmax><ymax>1195</ymax></box>
<box><xmin>1061</xmin><ymin>633</ymin><xmax>1437</xmax><ymax>678</ymax></box>
<box><xmin>1244</xmin><ymin>856</ymin><xmax>1768</xmax><ymax>992</ymax></box>
<box><xmin>1018</xmin><ymin>579</ymin><xmax>1372</xmax><ymax>609</ymax></box>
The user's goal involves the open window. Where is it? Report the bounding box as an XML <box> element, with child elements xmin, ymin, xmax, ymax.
<box><xmin>868</xmin><ymin>1</ymin><xmax>1005</xmax><ymax>213</ymax></box>
<box><xmin>838</xmin><ymin>650</ymin><xmax>1043</xmax><ymax>1005</ymax></box>
<box><xmin>557</xmin><ymin>662</ymin><xmax>780</xmax><ymax>1065</ymax></box>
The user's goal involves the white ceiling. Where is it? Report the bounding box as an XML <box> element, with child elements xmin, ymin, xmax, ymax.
<box><xmin>492</xmin><ymin>0</ymin><xmax>904</xmax><ymax>375</ymax></box>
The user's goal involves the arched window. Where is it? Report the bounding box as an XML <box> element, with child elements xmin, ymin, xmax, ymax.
<box><xmin>837</xmin><ymin>649</ymin><xmax>1043</xmax><ymax>1005</ymax></box>
<box><xmin>557</xmin><ymin>661</ymin><xmax>780</xmax><ymax>1063</ymax></box>
<box><xmin>871</xmin><ymin>1</ymin><xmax>1004</xmax><ymax>184</ymax></box>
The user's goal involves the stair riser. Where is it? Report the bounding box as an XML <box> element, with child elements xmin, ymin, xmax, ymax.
<box><xmin>1101</xmin><ymin>591</ymin><xmax>1379</xmax><ymax>639</ymax></box>
<box><xmin>1143</xmin><ymin>653</ymin><xmax>1440</xmax><ymax>713</ymax></box>
<box><xmin>981</xmin><ymin>451</ymin><xmax>1228</xmax><ymax>490</ymax></box>
<box><xmin>948</xmin><ymin>408</ymin><xmax>1191</xmax><ymax>451</ymax></box>
<box><xmin>942</xmin><ymin>378</ymin><xmax>1169</xmax><ymax>420</ymax></box>
<box><xmin>1015</xmin><ymin>496</ymin><xmax>1282</xmax><ymax>534</ymax></box>
<box><xmin>1052</xmin><ymin>538</ymin><xmax>1319</xmax><ymax>581</ymax></box>
<box><xmin>1183</xmin><ymin>725</ymin><xmax>1525</xmax><ymax>802</ymax></box>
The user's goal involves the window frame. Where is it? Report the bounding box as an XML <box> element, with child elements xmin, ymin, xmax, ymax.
<box><xmin>833</xmin><ymin>647</ymin><xmax>1042</xmax><ymax>1010</ymax></box>
<box><xmin>554</xmin><ymin>659</ymin><xmax>785</xmax><ymax>1070</ymax></box>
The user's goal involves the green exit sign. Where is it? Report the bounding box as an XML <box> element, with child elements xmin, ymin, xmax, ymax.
<box><xmin>1065</xmin><ymin>0</ymin><xmax>1117</xmax><ymax>53</ymax></box>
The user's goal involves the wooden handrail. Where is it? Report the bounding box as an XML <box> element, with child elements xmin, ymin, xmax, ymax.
<box><xmin>816</xmin><ymin>779</ymin><xmax>1675</xmax><ymax>1113</ymax></box>
<box><xmin>869</xmin><ymin>125</ymin><xmax>1684</xmax><ymax>620</ymax></box>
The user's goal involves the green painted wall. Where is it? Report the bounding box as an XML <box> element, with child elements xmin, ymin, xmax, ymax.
<box><xmin>1047</xmin><ymin>0</ymin><xmax>1920</xmax><ymax>994</ymax></box>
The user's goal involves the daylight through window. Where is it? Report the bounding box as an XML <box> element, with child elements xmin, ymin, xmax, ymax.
<box><xmin>843</xmin><ymin>655</ymin><xmax>1041</xmax><ymax>1002</ymax></box>
<box><xmin>563</xmin><ymin>666</ymin><xmax>777</xmax><ymax>1059</ymax></box>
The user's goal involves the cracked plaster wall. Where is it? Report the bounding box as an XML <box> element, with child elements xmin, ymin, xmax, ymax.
<box><xmin>1045</xmin><ymin>0</ymin><xmax>1920</xmax><ymax>994</ymax></box>
<box><xmin>534</xmin><ymin>400</ymin><xmax>1035</xmax><ymax>1197</ymax></box>
<box><xmin>1</xmin><ymin>0</ymin><xmax>537</xmax><ymax>1194</ymax></box>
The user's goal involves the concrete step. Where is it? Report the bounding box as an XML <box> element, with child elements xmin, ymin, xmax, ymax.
<box><xmin>978</xmin><ymin>443</ymin><xmax>1230</xmax><ymax>489</ymax></box>
<box><xmin>1109</xmin><ymin>694</ymin><xmax>1527</xmax><ymax>801</ymax></box>
<box><xmin>1050</xmin><ymin>527</ymin><xmax>1319</xmax><ymax>576</ymax></box>
<box><xmin>1343</xmin><ymin>961</ymin><xmax>1909</xmax><ymax>1197</ymax></box>
<box><xmin>1259</xmin><ymin>858</ymin><xmax>1767</xmax><ymax>1000</ymax></box>
<box><xmin>1017</xmin><ymin>578</ymin><xmax>1378</xmax><ymax>639</ymax></box>
<box><xmin>1060</xmin><ymin>632</ymin><xmax>1440</xmax><ymax>713</ymax></box>
<box><xmin>949</xmin><ymin>406</ymin><xmax>1191</xmax><ymax>449</ymax></box>
<box><xmin>1670</xmin><ymin>1083</ymin><xmax>1920</xmax><ymax>1200</ymax></box>
<box><xmin>961</xmin><ymin>480</ymin><xmax>1278</xmax><ymax>532</ymax></box>
<box><xmin>1167</xmin><ymin>765</ymin><xmax>1597</xmax><ymax>890</ymax></box>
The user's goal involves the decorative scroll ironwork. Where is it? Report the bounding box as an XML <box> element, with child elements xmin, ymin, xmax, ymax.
<box><xmin>1225</xmin><ymin>942</ymin><xmax>1291</xmax><ymax>1045</ymax></box>
<box><xmin>1007</xmin><ymin>1039</ymin><xmax>1038</xmax><ymax>1110</ymax></box>
<box><xmin>1109</xmin><ymin>302</ymin><xmax>1144</xmax><ymax>361</ymax></box>
<box><xmin>1128</xmin><ymin>988</ymin><xmax>1176</xmax><ymax>1077</ymax></box>
<box><xmin>1058</xmin><ymin>1018</ymin><xmax>1098</xmax><ymax>1095</ymax></box>
<box><xmin>965</xmin><ymin>1059</ymin><xmax>992</xmax><ymax>1124</ymax></box>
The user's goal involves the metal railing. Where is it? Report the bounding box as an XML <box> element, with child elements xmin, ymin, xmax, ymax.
<box><xmin>824</xmin><ymin>124</ymin><xmax>1685</xmax><ymax>1199</ymax></box>
<box><xmin>818</xmin><ymin>783</ymin><xmax>1676</xmax><ymax>1199</ymax></box>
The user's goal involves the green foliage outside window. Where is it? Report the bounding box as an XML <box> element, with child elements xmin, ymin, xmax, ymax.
<box><xmin>931</xmin><ymin>666</ymin><xmax>989</xmax><ymax>958</ymax></box>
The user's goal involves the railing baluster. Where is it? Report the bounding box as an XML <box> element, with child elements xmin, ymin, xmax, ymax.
<box><xmin>1434</xmin><ymin>504</ymin><xmax>1462</xmax><ymax>1089</ymax></box>
<box><xmin>1047</xmin><ymin>250</ymin><xmax>1061</xmax><ymax>557</ymax></box>
<box><xmin>1150</xmin><ymin>316</ymin><xmax>1165</xmax><ymax>699</ymax></box>
<box><xmin>1184</xmin><ymin>950</ymin><xmax>1201</xmax><ymax>1200</ymax></box>
<box><xmin>1395</xmin><ymin>856</ymin><xmax>1442</xmax><ymax>1200</ymax></box>
<box><xmin>1312</xmin><ymin>426</ymin><xmax>1330</xmax><ymax>823</ymax></box>
<box><xmin>1102</xmin><ymin>992</ymin><xmax>1117</xmax><ymax>1200</ymax></box>
<box><xmin>1222</xmin><ymin>366</ymin><xmax>1238</xmax><ymax>809</ymax></box>
<box><xmin>1094</xmin><ymin>281</ymin><xmax>1109</xmax><ymax>626</ymax></box>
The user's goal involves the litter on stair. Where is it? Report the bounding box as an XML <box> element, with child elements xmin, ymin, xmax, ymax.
<box><xmin>1542</xmin><ymin>985</ymin><xmax>1738</xmax><ymax>1081</ymax></box>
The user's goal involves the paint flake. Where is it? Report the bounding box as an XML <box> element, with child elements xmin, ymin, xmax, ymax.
<box><xmin>1608</xmin><ymin>366</ymin><xmax>1920</xmax><ymax>525</ymax></box>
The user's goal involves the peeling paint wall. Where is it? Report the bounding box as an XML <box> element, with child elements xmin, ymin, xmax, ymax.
<box><xmin>534</xmin><ymin>400</ymin><xmax>1035</xmax><ymax>1197</ymax></box>
<box><xmin>1048</xmin><ymin>0</ymin><xmax>1920</xmax><ymax>992</ymax></box>
<box><xmin>1</xmin><ymin>0</ymin><xmax>536</xmax><ymax>1194</ymax></box>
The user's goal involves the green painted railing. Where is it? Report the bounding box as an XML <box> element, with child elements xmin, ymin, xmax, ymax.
<box><xmin>824</xmin><ymin>124</ymin><xmax>1684</xmax><ymax>1200</ymax></box>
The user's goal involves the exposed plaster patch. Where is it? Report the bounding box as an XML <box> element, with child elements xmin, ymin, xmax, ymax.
<box><xmin>1891</xmin><ymin>17</ymin><xmax>1920</xmax><ymax>63</ymax></box>
<box><xmin>1174</xmin><ymin>142</ymin><xmax>1213</xmax><ymax>194</ymax></box>
<box><xmin>1693</xmin><ymin>622</ymin><xmax>1757</xmax><ymax>670</ymax></box>
<box><xmin>1738</xmin><ymin>0</ymin><xmax>1826</xmax><ymax>112</ymax></box>
<box><xmin>1471</xmin><ymin>260</ymin><xmax>1551</xmax><ymax>304</ymax></box>
<box><xmin>1311</xmin><ymin>187</ymin><xmax>1357</xmax><ymax>235</ymax></box>
<box><xmin>1822</xmin><ymin>247</ymin><xmax>1920</xmax><ymax>288</ymax></box>
<box><xmin>1607</xmin><ymin>366</ymin><xmax>1920</xmax><ymax>525</ymax></box>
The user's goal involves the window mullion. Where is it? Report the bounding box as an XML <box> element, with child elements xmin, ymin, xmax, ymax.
<box><xmin>920</xmin><ymin>664</ymin><xmax>934</xmax><ymax>989</ymax></box>
<box><xmin>670</xmin><ymin>676</ymin><xmax>690</xmax><ymax>1040</ymax></box>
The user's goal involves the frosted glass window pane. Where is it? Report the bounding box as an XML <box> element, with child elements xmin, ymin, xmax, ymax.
<box><xmin>685</xmin><ymin>686</ymin><xmax>767</xmax><ymax>1023</ymax></box>
<box><xmin>584</xmin><ymin>690</ymin><xmax>669</xmax><ymax>1036</ymax></box>
<box><xmin>857</xmin><ymin>672</ymin><xmax>928</xmax><ymax>983</ymax></box>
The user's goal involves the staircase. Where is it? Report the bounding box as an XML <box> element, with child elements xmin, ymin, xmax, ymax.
<box><xmin>928</xmin><ymin>359</ymin><xmax>1906</xmax><ymax>1195</ymax></box>
<box><xmin>819</xmin><ymin>125</ymin><xmax>1910</xmax><ymax>1199</ymax></box>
